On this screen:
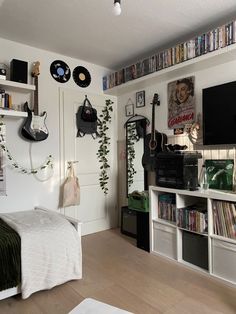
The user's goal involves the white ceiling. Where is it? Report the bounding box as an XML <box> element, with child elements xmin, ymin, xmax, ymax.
<box><xmin>0</xmin><ymin>0</ymin><xmax>236</xmax><ymax>70</ymax></box>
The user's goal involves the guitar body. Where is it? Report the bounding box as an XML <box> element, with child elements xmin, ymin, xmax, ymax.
<box><xmin>21</xmin><ymin>61</ymin><xmax>49</xmax><ymax>142</ymax></box>
<box><xmin>142</xmin><ymin>93</ymin><xmax>167</xmax><ymax>171</ymax></box>
<box><xmin>21</xmin><ymin>102</ymin><xmax>49</xmax><ymax>141</ymax></box>
<box><xmin>142</xmin><ymin>131</ymin><xmax>167</xmax><ymax>171</ymax></box>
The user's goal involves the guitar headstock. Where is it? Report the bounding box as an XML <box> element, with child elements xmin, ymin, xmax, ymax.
<box><xmin>152</xmin><ymin>93</ymin><xmax>160</xmax><ymax>106</ymax></box>
<box><xmin>32</xmin><ymin>61</ymin><xmax>40</xmax><ymax>78</ymax></box>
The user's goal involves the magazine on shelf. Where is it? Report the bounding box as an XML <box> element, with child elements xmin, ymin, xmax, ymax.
<box><xmin>205</xmin><ymin>159</ymin><xmax>234</xmax><ymax>191</ymax></box>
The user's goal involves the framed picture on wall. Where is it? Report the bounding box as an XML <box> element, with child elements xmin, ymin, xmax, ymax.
<box><xmin>125</xmin><ymin>103</ymin><xmax>134</xmax><ymax>117</ymax></box>
<box><xmin>136</xmin><ymin>90</ymin><xmax>145</xmax><ymax>108</ymax></box>
<box><xmin>167</xmin><ymin>76</ymin><xmax>195</xmax><ymax>129</ymax></box>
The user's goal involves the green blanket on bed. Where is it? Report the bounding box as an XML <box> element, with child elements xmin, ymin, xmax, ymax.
<box><xmin>0</xmin><ymin>218</ymin><xmax>21</xmax><ymax>291</ymax></box>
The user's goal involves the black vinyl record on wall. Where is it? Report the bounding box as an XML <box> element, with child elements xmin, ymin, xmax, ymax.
<box><xmin>50</xmin><ymin>60</ymin><xmax>71</xmax><ymax>83</ymax></box>
<box><xmin>73</xmin><ymin>66</ymin><xmax>91</xmax><ymax>88</ymax></box>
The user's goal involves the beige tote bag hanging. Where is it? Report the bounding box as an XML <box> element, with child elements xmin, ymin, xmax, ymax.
<box><xmin>62</xmin><ymin>163</ymin><xmax>80</xmax><ymax>207</ymax></box>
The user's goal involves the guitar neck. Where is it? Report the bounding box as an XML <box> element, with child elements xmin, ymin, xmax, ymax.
<box><xmin>151</xmin><ymin>102</ymin><xmax>156</xmax><ymax>141</ymax></box>
<box><xmin>34</xmin><ymin>76</ymin><xmax>39</xmax><ymax>116</ymax></box>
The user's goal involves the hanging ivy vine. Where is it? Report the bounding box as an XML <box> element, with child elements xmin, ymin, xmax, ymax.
<box><xmin>97</xmin><ymin>99</ymin><xmax>113</xmax><ymax>195</ymax></box>
<box><xmin>0</xmin><ymin>121</ymin><xmax>54</xmax><ymax>174</ymax></box>
<box><xmin>127</xmin><ymin>122</ymin><xmax>139</xmax><ymax>188</ymax></box>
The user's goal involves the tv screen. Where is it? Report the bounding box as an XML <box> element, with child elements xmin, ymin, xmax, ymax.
<box><xmin>203</xmin><ymin>81</ymin><xmax>236</xmax><ymax>145</ymax></box>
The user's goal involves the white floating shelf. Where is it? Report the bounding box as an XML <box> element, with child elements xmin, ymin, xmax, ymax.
<box><xmin>104</xmin><ymin>44</ymin><xmax>236</xmax><ymax>96</ymax></box>
<box><xmin>0</xmin><ymin>79</ymin><xmax>35</xmax><ymax>92</ymax></box>
<box><xmin>0</xmin><ymin>108</ymin><xmax>27</xmax><ymax>117</ymax></box>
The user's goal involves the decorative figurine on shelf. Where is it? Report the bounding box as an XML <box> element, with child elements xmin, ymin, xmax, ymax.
<box><xmin>199</xmin><ymin>163</ymin><xmax>209</xmax><ymax>190</ymax></box>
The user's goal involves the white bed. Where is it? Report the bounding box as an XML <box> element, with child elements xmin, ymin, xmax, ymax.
<box><xmin>0</xmin><ymin>207</ymin><xmax>82</xmax><ymax>301</ymax></box>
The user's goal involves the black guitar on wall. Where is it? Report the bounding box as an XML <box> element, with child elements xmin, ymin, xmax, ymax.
<box><xmin>21</xmin><ymin>61</ymin><xmax>49</xmax><ymax>141</ymax></box>
<box><xmin>142</xmin><ymin>93</ymin><xmax>167</xmax><ymax>171</ymax></box>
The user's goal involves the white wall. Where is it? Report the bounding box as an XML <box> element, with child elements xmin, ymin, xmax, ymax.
<box><xmin>118</xmin><ymin>59</ymin><xmax>236</xmax><ymax>141</ymax></box>
<box><xmin>117</xmin><ymin>56</ymin><xmax>236</xmax><ymax>206</ymax></box>
<box><xmin>0</xmin><ymin>37</ymin><xmax>112</xmax><ymax>212</ymax></box>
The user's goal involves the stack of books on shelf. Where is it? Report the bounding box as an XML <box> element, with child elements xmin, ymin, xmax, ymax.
<box><xmin>0</xmin><ymin>89</ymin><xmax>12</xmax><ymax>109</ymax></box>
<box><xmin>158</xmin><ymin>194</ymin><xmax>176</xmax><ymax>223</ymax></box>
<box><xmin>177</xmin><ymin>205</ymin><xmax>208</xmax><ymax>234</ymax></box>
<box><xmin>212</xmin><ymin>200</ymin><xmax>236</xmax><ymax>239</ymax></box>
<box><xmin>103</xmin><ymin>19</ymin><xmax>236</xmax><ymax>90</ymax></box>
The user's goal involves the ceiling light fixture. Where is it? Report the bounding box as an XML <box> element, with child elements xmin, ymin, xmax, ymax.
<box><xmin>113</xmin><ymin>0</ymin><xmax>121</xmax><ymax>16</ymax></box>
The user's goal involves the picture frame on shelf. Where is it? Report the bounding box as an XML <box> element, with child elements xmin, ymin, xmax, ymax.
<box><xmin>136</xmin><ymin>90</ymin><xmax>145</xmax><ymax>108</ymax></box>
<box><xmin>125</xmin><ymin>103</ymin><xmax>134</xmax><ymax>117</ymax></box>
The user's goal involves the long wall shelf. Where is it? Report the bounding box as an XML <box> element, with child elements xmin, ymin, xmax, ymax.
<box><xmin>104</xmin><ymin>44</ymin><xmax>236</xmax><ymax>96</ymax></box>
<box><xmin>0</xmin><ymin>79</ymin><xmax>35</xmax><ymax>93</ymax></box>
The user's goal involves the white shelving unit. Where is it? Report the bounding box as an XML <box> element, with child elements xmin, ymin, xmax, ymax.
<box><xmin>150</xmin><ymin>185</ymin><xmax>236</xmax><ymax>286</ymax></box>
<box><xmin>0</xmin><ymin>79</ymin><xmax>34</xmax><ymax>118</ymax></box>
<box><xmin>104</xmin><ymin>44</ymin><xmax>236</xmax><ymax>96</ymax></box>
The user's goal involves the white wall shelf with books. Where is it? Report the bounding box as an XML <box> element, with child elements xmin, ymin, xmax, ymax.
<box><xmin>150</xmin><ymin>185</ymin><xmax>236</xmax><ymax>286</ymax></box>
<box><xmin>104</xmin><ymin>43</ymin><xmax>236</xmax><ymax>96</ymax></box>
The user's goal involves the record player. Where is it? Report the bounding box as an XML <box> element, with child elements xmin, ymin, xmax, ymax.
<box><xmin>156</xmin><ymin>151</ymin><xmax>202</xmax><ymax>190</ymax></box>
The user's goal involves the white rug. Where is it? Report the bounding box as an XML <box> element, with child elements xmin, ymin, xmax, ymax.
<box><xmin>69</xmin><ymin>298</ymin><xmax>133</xmax><ymax>314</ymax></box>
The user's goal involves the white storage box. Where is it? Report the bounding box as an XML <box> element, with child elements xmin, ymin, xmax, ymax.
<box><xmin>212</xmin><ymin>239</ymin><xmax>236</xmax><ymax>283</ymax></box>
<box><xmin>153</xmin><ymin>222</ymin><xmax>177</xmax><ymax>260</ymax></box>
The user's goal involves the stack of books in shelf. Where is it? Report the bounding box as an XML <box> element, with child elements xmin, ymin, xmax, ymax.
<box><xmin>103</xmin><ymin>19</ymin><xmax>236</xmax><ymax>90</ymax></box>
<box><xmin>0</xmin><ymin>89</ymin><xmax>12</xmax><ymax>109</ymax></box>
<box><xmin>158</xmin><ymin>194</ymin><xmax>176</xmax><ymax>222</ymax></box>
<box><xmin>212</xmin><ymin>200</ymin><xmax>236</xmax><ymax>239</ymax></box>
<box><xmin>177</xmin><ymin>205</ymin><xmax>207</xmax><ymax>234</ymax></box>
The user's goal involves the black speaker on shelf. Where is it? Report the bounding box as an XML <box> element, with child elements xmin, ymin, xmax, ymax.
<box><xmin>10</xmin><ymin>59</ymin><xmax>28</xmax><ymax>84</ymax></box>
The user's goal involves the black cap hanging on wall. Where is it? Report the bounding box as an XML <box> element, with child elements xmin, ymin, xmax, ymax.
<box><xmin>113</xmin><ymin>0</ymin><xmax>121</xmax><ymax>16</ymax></box>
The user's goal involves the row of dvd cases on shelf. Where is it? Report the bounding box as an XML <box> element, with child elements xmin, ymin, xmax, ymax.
<box><xmin>103</xmin><ymin>20</ymin><xmax>236</xmax><ymax>91</ymax></box>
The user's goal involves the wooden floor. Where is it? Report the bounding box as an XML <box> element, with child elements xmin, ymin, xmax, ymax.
<box><xmin>0</xmin><ymin>229</ymin><xmax>236</xmax><ymax>314</ymax></box>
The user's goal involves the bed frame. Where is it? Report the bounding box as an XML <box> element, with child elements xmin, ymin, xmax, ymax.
<box><xmin>0</xmin><ymin>207</ymin><xmax>82</xmax><ymax>301</ymax></box>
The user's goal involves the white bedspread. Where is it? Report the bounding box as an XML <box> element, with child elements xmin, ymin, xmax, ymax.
<box><xmin>0</xmin><ymin>209</ymin><xmax>82</xmax><ymax>299</ymax></box>
<box><xmin>69</xmin><ymin>298</ymin><xmax>133</xmax><ymax>314</ymax></box>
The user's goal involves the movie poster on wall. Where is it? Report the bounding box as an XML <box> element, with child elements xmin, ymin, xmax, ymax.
<box><xmin>0</xmin><ymin>123</ymin><xmax>6</xmax><ymax>196</ymax></box>
<box><xmin>167</xmin><ymin>76</ymin><xmax>195</xmax><ymax>129</ymax></box>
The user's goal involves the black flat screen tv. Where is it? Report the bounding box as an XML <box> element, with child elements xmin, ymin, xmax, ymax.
<box><xmin>203</xmin><ymin>81</ymin><xmax>236</xmax><ymax>145</ymax></box>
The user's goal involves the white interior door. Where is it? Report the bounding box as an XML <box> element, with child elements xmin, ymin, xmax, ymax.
<box><xmin>59</xmin><ymin>88</ymin><xmax>118</xmax><ymax>235</ymax></box>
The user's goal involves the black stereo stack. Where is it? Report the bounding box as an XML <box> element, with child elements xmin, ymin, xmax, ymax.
<box><xmin>156</xmin><ymin>151</ymin><xmax>202</xmax><ymax>190</ymax></box>
<box><xmin>10</xmin><ymin>59</ymin><xmax>28</xmax><ymax>84</ymax></box>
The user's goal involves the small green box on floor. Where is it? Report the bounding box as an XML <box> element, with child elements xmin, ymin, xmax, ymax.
<box><xmin>128</xmin><ymin>191</ymin><xmax>149</xmax><ymax>212</ymax></box>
